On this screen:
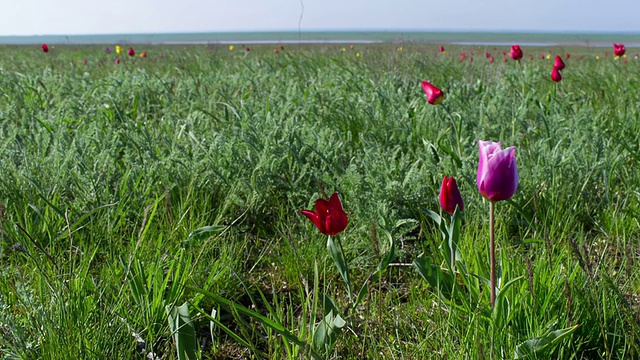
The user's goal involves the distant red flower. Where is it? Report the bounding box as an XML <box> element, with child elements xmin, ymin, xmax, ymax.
<box><xmin>510</xmin><ymin>45</ymin><xmax>523</xmax><ymax>60</ymax></box>
<box><xmin>551</xmin><ymin>66</ymin><xmax>562</xmax><ymax>82</ymax></box>
<box><xmin>274</xmin><ymin>48</ymin><xmax>279</xmax><ymax>54</ymax></box>
<box><xmin>613</xmin><ymin>43</ymin><xmax>626</xmax><ymax>56</ymax></box>
<box><xmin>439</xmin><ymin>45</ymin><xmax>445</xmax><ymax>53</ymax></box>
<box><xmin>300</xmin><ymin>192</ymin><xmax>348</xmax><ymax>236</ymax></box>
<box><xmin>82</xmin><ymin>60</ymin><xmax>87</xmax><ymax>65</ymax></box>
<box><xmin>565</xmin><ymin>53</ymin><xmax>571</xmax><ymax>59</ymax></box>
<box><xmin>490</xmin><ymin>57</ymin><xmax>494</xmax><ymax>63</ymax></box>
<box><xmin>246</xmin><ymin>47</ymin><xmax>251</xmax><ymax>52</ymax></box>
<box><xmin>439</xmin><ymin>176</ymin><xmax>464</xmax><ymax>215</ymax></box>
<box><xmin>127</xmin><ymin>47</ymin><xmax>135</xmax><ymax>56</ymax></box>
<box><xmin>140</xmin><ymin>51</ymin><xmax>147</xmax><ymax>58</ymax></box>
<box><xmin>42</xmin><ymin>44</ymin><xmax>49</xmax><ymax>53</ymax></box>
<box><xmin>553</xmin><ymin>55</ymin><xmax>565</xmax><ymax>70</ymax></box>
<box><xmin>504</xmin><ymin>57</ymin><xmax>508</xmax><ymax>62</ymax></box>
<box><xmin>280</xmin><ymin>45</ymin><xmax>285</xmax><ymax>50</ymax></box>
<box><xmin>421</xmin><ymin>80</ymin><xmax>445</xmax><ymax>105</ymax></box>
<box><xmin>485</xmin><ymin>52</ymin><xmax>491</xmax><ymax>58</ymax></box>
<box><xmin>115</xmin><ymin>57</ymin><xmax>121</xmax><ymax>64</ymax></box>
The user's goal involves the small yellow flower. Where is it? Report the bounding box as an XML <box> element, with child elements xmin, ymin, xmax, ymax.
<box><xmin>441</xmin><ymin>51</ymin><xmax>446</xmax><ymax>55</ymax></box>
<box><xmin>615</xmin><ymin>55</ymin><xmax>620</xmax><ymax>60</ymax></box>
<box><xmin>341</xmin><ymin>47</ymin><xmax>346</xmax><ymax>53</ymax></box>
<box><xmin>397</xmin><ymin>46</ymin><xmax>403</xmax><ymax>52</ymax></box>
<box><xmin>596</xmin><ymin>55</ymin><xmax>600</xmax><ymax>60</ymax></box>
<box><xmin>229</xmin><ymin>45</ymin><xmax>234</xmax><ymax>51</ymax></box>
<box><xmin>546</xmin><ymin>54</ymin><xmax>551</xmax><ymax>60</ymax></box>
<box><xmin>115</xmin><ymin>45</ymin><xmax>122</xmax><ymax>55</ymax></box>
<box><xmin>623</xmin><ymin>54</ymin><xmax>627</xmax><ymax>58</ymax></box>
<box><xmin>356</xmin><ymin>52</ymin><xmax>361</xmax><ymax>57</ymax></box>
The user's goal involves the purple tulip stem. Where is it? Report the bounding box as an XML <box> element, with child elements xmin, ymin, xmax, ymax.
<box><xmin>490</xmin><ymin>201</ymin><xmax>496</xmax><ymax>310</ymax></box>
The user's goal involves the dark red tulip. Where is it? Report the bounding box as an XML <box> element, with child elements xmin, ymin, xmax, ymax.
<box><xmin>490</xmin><ymin>57</ymin><xmax>495</xmax><ymax>63</ymax></box>
<box><xmin>613</xmin><ymin>43</ymin><xmax>626</xmax><ymax>57</ymax></box>
<box><xmin>300</xmin><ymin>192</ymin><xmax>348</xmax><ymax>236</ymax></box>
<box><xmin>421</xmin><ymin>80</ymin><xmax>445</xmax><ymax>105</ymax></box>
<box><xmin>551</xmin><ymin>66</ymin><xmax>562</xmax><ymax>82</ymax></box>
<box><xmin>42</xmin><ymin>44</ymin><xmax>49</xmax><ymax>53</ymax></box>
<box><xmin>439</xmin><ymin>45</ymin><xmax>445</xmax><ymax>53</ymax></box>
<box><xmin>115</xmin><ymin>57</ymin><xmax>120</xmax><ymax>64</ymax></box>
<box><xmin>280</xmin><ymin>45</ymin><xmax>285</xmax><ymax>50</ymax></box>
<box><xmin>274</xmin><ymin>48</ymin><xmax>279</xmax><ymax>54</ymax></box>
<box><xmin>553</xmin><ymin>55</ymin><xmax>565</xmax><ymax>70</ymax></box>
<box><xmin>127</xmin><ymin>47</ymin><xmax>135</xmax><ymax>56</ymax></box>
<box><xmin>439</xmin><ymin>176</ymin><xmax>464</xmax><ymax>215</ymax></box>
<box><xmin>510</xmin><ymin>45</ymin><xmax>523</xmax><ymax>60</ymax></box>
<box><xmin>485</xmin><ymin>52</ymin><xmax>491</xmax><ymax>58</ymax></box>
<box><xmin>565</xmin><ymin>53</ymin><xmax>571</xmax><ymax>59</ymax></box>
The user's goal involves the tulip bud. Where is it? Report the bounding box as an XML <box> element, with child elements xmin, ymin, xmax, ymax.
<box><xmin>613</xmin><ymin>43</ymin><xmax>626</xmax><ymax>57</ymax></box>
<box><xmin>421</xmin><ymin>80</ymin><xmax>445</xmax><ymax>105</ymax></box>
<box><xmin>510</xmin><ymin>45</ymin><xmax>523</xmax><ymax>61</ymax></box>
<box><xmin>551</xmin><ymin>66</ymin><xmax>562</xmax><ymax>82</ymax></box>
<box><xmin>553</xmin><ymin>55</ymin><xmax>565</xmax><ymax>70</ymax></box>
<box><xmin>439</xmin><ymin>176</ymin><xmax>464</xmax><ymax>214</ymax></box>
<box><xmin>477</xmin><ymin>140</ymin><xmax>518</xmax><ymax>202</ymax></box>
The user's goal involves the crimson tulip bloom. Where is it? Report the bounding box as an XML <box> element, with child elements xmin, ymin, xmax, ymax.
<box><xmin>439</xmin><ymin>45</ymin><xmax>445</xmax><ymax>53</ymax></box>
<box><xmin>421</xmin><ymin>80</ymin><xmax>445</xmax><ymax>105</ymax></box>
<box><xmin>115</xmin><ymin>57</ymin><xmax>121</xmax><ymax>64</ymax></box>
<box><xmin>300</xmin><ymin>192</ymin><xmax>348</xmax><ymax>236</ymax></box>
<box><xmin>553</xmin><ymin>55</ymin><xmax>565</xmax><ymax>70</ymax></box>
<box><xmin>551</xmin><ymin>66</ymin><xmax>562</xmax><ymax>82</ymax></box>
<box><xmin>477</xmin><ymin>140</ymin><xmax>518</xmax><ymax>202</ymax></box>
<box><xmin>128</xmin><ymin>47</ymin><xmax>135</xmax><ymax>56</ymax></box>
<box><xmin>510</xmin><ymin>45</ymin><xmax>523</xmax><ymax>61</ymax></box>
<box><xmin>439</xmin><ymin>176</ymin><xmax>464</xmax><ymax>214</ymax></box>
<box><xmin>42</xmin><ymin>44</ymin><xmax>49</xmax><ymax>53</ymax></box>
<box><xmin>613</xmin><ymin>43</ymin><xmax>626</xmax><ymax>56</ymax></box>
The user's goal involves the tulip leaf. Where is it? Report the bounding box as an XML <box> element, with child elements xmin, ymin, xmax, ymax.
<box><xmin>166</xmin><ymin>302</ymin><xmax>198</xmax><ymax>360</ymax></box>
<box><xmin>514</xmin><ymin>324</ymin><xmax>579</xmax><ymax>359</ymax></box>
<box><xmin>327</xmin><ymin>235</ymin><xmax>352</xmax><ymax>301</ymax></box>
<box><xmin>313</xmin><ymin>310</ymin><xmax>346</xmax><ymax>353</ymax></box>
<box><xmin>413</xmin><ymin>254</ymin><xmax>453</xmax><ymax>300</ymax></box>
<box><xmin>492</xmin><ymin>276</ymin><xmax>524</xmax><ymax>328</ymax></box>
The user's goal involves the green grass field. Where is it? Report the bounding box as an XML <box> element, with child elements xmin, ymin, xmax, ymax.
<box><xmin>1</xmin><ymin>43</ymin><xmax>639</xmax><ymax>359</ymax></box>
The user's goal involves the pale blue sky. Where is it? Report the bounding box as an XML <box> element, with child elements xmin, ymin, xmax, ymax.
<box><xmin>1</xmin><ymin>0</ymin><xmax>639</xmax><ymax>36</ymax></box>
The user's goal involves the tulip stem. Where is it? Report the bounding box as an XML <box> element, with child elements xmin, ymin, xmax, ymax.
<box><xmin>442</xmin><ymin>104</ymin><xmax>462</xmax><ymax>163</ymax></box>
<box><xmin>489</xmin><ymin>201</ymin><xmax>496</xmax><ymax>310</ymax></box>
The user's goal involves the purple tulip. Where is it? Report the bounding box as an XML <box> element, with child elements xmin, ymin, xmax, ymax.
<box><xmin>105</xmin><ymin>47</ymin><xmax>111</xmax><ymax>53</ymax></box>
<box><xmin>477</xmin><ymin>140</ymin><xmax>518</xmax><ymax>202</ymax></box>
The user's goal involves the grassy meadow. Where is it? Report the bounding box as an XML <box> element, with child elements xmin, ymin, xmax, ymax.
<box><xmin>1</xmin><ymin>42</ymin><xmax>640</xmax><ymax>359</ymax></box>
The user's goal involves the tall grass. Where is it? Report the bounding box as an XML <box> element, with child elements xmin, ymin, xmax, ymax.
<box><xmin>0</xmin><ymin>43</ymin><xmax>639</xmax><ymax>358</ymax></box>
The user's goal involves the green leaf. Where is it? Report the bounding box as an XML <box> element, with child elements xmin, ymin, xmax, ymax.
<box><xmin>514</xmin><ymin>324</ymin><xmax>579</xmax><ymax>359</ymax></box>
<box><xmin>166</xmin><ymin>302</ymin><xmax>198</xmax><ymax>360</ymax></box>
<box><xmin>413</xmin><ymin>254</ymin><xmax>453</xmax><ymax>300</ymax></box>
<box><xmin>327</xmin><ymin>235</ymin><xmax>352</xmax><ymax>301</ymax></box>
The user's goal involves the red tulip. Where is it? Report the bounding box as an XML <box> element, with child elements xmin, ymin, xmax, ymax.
<box><xmin>485</xmin><ymin>52</ymin><xmax>491</xmax><ymax>58</ymax></box>
<box><xmin>551</xmin><ymin>66</ymin><xmax>562</xmax><ymax>82</ymax></box>
<box><xmin>510</xmin><ymin>45</ymin><xmax>523</xmax><ymax>60</ymax></box>
<box><xmin>613</xmin><ymin>43</ymin><xmax>626</xmax><ymax>56</ymax></box>
<box><xmin>553</xmin><ymin>55</ymin><xmax>565</xmax><ymax>70</ymax></box>
<box><xmin>115</xmin><ymin>57</ymin><xmax>120</xmax><ymax>64</ymax></box>
<box><xmin>439</xmin><ymin>45</ymin><xmax>445</xmax><ymax>53</ymax></box>
<box><xmin>439</xmin><ymin>176</ymin><xmax>464</xmax><ymax>214</ymax></box>
<box><xmin>489</xmin><ymin>57</ymin><xmax>495</xmax><ymax>63</ymax></box>
<box><xmin>300</xmin><ymin>192</ymin><xmax>348</xmax><ymax>236</ymax></box>
<box><xmin>280</xmin><ymin>45</ymin><xmax>285</xmax><ymax>50</ymax></box>
<box><xmin>140</xmin><ymin>51</ymin><xmax>147</xmax><ymax>58</ymax></box>
<box><xmin>421</xmin><ymin>80</ymin><xmax>445</xmax><ymax>105</ymax></box>
<box><xmin>477</xmin><ymin>140</ymin><xmax>518</xmax><ymax>202</ymax></box>
<box><xmin>127</xmin><ymin>47</ymin><xmax>135</xmax><ymax>56</ymax></box>
<box><xmin>274</xmin><ymin>48</ymin><xmax>279</xmax><ymax>54</ymax></box>
<box><xmin>565</xmin><ymin>53</ymin><xmax>571</xmax><ymax>59</ymax></box>
<box><xmin>42</xmin><ymin>44</ymin><xmax>49</xmax><ymax>53</ymax></box>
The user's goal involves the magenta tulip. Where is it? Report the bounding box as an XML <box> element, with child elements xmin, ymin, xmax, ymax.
<box><xmin>510</xmin><ymin>45</ymin><xmax>523</xmax><ymax>61</ymax></box>
<box><xmin>439</xmin><ymin>176</ymin><xmax>464</xmax><ymax>214</ymax></box>
<box><xmin>42</xmin><ymin>44</ymin><xmax>49</xmax><ymax>53</ymax></box>
<box><xmin>553</xmin><ymin>55</ymin><xmax>565</xmax><ymax>70</ymax></box>
<box><xmin>551</xmin><ymin>66</ymin><xmax>562</xmax><ymax>82</ymax></box>
<box><xmin>613</xmin><ymin>43</ymin><xmax>626</xmax><ymax>57</ymax></box>
<box><xmin>127</xmin><ymin>47</ymin><xmax>135</xmax><ymax>57</ymax></box>
<box><xmin>477</xmin><ymin>140</ymin><xmax>518</xmax><ymax>202</ymax></box>
<box><xmin>421</xmin><ymin>80</ymin><xmax>445</xmax><ymax>105</ymax></box>
<box><xmin>300</xmin><ymin>192</ymin><xmax>348</xmax><ymax>236</ymax></box>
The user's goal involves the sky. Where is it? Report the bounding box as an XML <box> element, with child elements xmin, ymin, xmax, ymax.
<box><xmin>1</xmin><ymin>0</ymin><xmax>640</xmax><ymax>36</ymax></box>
